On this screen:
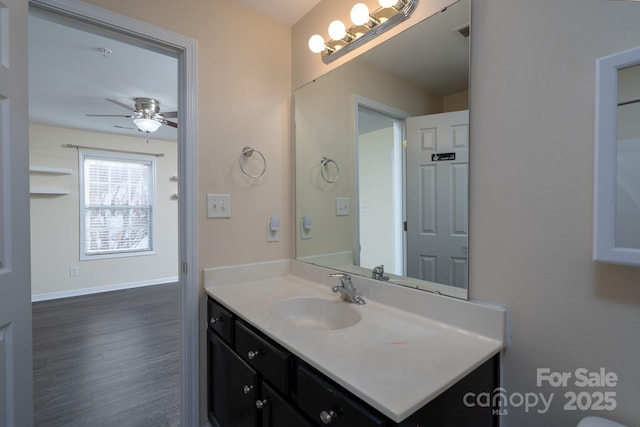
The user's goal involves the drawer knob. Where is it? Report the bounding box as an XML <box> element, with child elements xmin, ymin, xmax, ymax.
<box><xmin>247</xmin><ymin>350</ymin><xmax>262</xmax><ymax>360</ymax></box>
<box><xmin>210</xmin><ymin>316</ymin><xmax>221</xmax><ymax>325</ymax></box>
<box><xmin>319</xmin><ymin>410</ymin><xmax>338</xmax><ymax>424</ymax></box>
<box><xmin>256</xmin><ymin>399</ymin><xmax>269</xmax><ymax>409</ymax></box>
<box><xmin>242</xmin><ymin>385</ymin><xmax>254</xmax><ymax>394</ymax></box>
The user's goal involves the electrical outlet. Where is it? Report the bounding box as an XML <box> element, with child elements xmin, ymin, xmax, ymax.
<box><xmin>69</xmin><ymin>266</ymin><xmax>79</xmax><ymax>277</ymax></box>
<box><xmin>206</xmin><ymin>194</ymin><xmax>231</xmax><ymax>218</ymax></box>
<box><xmin>336</xmin><ymin>197</ymin><xmax>350</xmax><ymax>216</ymax></box>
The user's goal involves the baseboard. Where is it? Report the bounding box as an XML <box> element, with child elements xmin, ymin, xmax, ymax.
<box><xmin>31</xmin><ymin>276</ymin><xmax>179</xmax><ymax>302</ymax></box>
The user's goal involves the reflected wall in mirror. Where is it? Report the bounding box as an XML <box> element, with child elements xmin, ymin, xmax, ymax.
<box><xmin>616</xmin><ymin>63</ymin><xmax>640</xmax><ymax>249</ymax></box>
<box><xmin>295</xmin><ymin>0</ymin><xmax>470</xmax><ymax>299</ymax></box>
<box><xmin>594</xmin><ymin>45</ymin><xmax>640</xmax><ymax>265</ymax></box>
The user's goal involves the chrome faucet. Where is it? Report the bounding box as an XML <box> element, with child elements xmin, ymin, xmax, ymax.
<box><xmin>371</xmin><ymin>264</ymin><xmax>389</xmax><ymax>281</ymax></box>
<box><xmin>328</xmin><ymin>273</ymin><xmax>365</xmax><ymax>305</ymax></box>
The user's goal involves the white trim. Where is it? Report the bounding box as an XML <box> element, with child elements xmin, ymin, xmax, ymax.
<box><xmin>31</xmin><ymin>276</ymin><xmax>179</xmax><ymax>302</ymax></box>
<box><xmin>78</xmin><ymin>149</ymin><xmax>158</xmax><ymax>260</ymax></box>
<box><xmin>594</xmin><ymin>45</ymin><xmax>640</xmax><ymax>265</ymax></box>
<box><xmin>28</xmin><ymin>1</ymin><xmax>199</xmax><ymax>425</ymax></box>
<box><xmin>352</xmin><ymin>95</ymin><xmax>410</xmax><ymax>270</ymax></box>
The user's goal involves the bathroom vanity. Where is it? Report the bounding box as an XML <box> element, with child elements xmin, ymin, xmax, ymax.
<box><xmin>204</xmin><ymin>260</ymin><xmax>507</xmax><ymax>427</ymax></box>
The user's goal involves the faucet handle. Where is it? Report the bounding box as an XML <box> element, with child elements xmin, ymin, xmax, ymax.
<box><xmin>329</xmin><ymin>272</ymin><xmax>352</xmax><ymax>287</ymax></box>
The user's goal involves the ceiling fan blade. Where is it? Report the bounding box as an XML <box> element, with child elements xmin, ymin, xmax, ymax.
<box><xmin>160</xmin><ymin>119</ymin><xmax>178</xmax><ymax>128</ymax></box>
<box><xmin>86</xmin><ymin>114</ymin><xmax>135</xmax><ymax>118</ymax></box>
<box><xmin>162</xmin><ymin>111</ymin><xmax>178</xmax><ymax>118</ymax></box>
<box><xmin>105</xmin><ymin>98</ymin><xmax>136</xmax><ymax>112</ymax></box>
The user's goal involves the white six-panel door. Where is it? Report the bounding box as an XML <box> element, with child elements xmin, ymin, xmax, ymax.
<box><xmin>0</xmin><ymin>0</ymin><xmax>33</xmax><ymax>425</ymax></box>
<box><xmin>406</xmin><ymin>111</ymin><xmax>469</xmax><ymax>288</ymax></box>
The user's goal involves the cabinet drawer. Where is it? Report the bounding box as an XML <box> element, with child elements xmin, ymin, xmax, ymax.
<box><xmin>259</xmin><ymin>381</ymin><xmax>314</xmax><ymax>427</ymax></box>
<box><xmin>207</xmin><ymin>298</ymin><xmax>234</xmax><ymax>344</ymax></box>
<box><xmin>294</xmin><ymin>363</ymin><xmax>386</xmax><ymax>427</ymax></box>
<box><xmin>235</xmin><ymin>321</ymin><xmax>291</xmax><ymax>394</ymax></box>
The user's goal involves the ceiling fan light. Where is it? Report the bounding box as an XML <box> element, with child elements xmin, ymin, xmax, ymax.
<box><xmin>133</xmin><ymin>118</ymin><xmax>162</xmax><ymax>133</ymax></box>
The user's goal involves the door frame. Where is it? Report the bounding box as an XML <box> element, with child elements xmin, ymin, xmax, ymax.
<box><xmin>352</xmin><ymin>95</ymin><xmax>408</xmax><ymax>272</ymax></box>
<box><xmin>28</xmin><ymin>0</ymin><xmax>199</xmax><ymax>424</ymax></box>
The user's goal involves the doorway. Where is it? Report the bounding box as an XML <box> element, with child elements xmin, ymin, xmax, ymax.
<box><xmin>27</xmin><ymin>1</ymin><xmax>198</xmax><ymax>424</ymax></box>
<box><xmin>354</xmin><ymin>97</ymin><xmax>409</xmax><ymax>276</ymax></box>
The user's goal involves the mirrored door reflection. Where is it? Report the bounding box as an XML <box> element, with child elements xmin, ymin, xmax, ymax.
<box><xmin>616</xmin><ymin>64</ymin><xmax>640</xmax><ymax>249</ymax></box>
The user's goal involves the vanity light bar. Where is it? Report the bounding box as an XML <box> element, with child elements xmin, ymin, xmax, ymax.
<box><xmin>308</xmin><ymin>0</ymin><xmax>419</xmax><ymax>64</ymax></box>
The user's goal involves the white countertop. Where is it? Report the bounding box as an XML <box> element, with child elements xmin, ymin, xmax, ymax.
<box><xmin>204</xmin><ymin>260</ymin><xmax>506</xmax><ymax>423</ymax></box>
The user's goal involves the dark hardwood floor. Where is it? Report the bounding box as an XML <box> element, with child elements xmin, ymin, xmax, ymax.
<box><xmin>32</xmin><ymin>283</ymin><xmax>181</xmax><ymax>427</ymax></box>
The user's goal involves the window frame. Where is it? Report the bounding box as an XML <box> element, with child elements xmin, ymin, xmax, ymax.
<box><xmin>79</xmin><ymin>149</ymin><xmax>158</xmax><ymax>260</ymax></box>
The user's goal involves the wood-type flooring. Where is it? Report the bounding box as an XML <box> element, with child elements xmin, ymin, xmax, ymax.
<box><xmin>32</xmin><ymin>283</ymin><xmax>181</xmax><ymax>426</ymax></box>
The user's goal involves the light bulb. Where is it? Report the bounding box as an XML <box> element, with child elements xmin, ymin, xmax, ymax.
<box><xmin>350</xmin><ymin>3</ymin><xmax>370</xmax><ymax>26</ymax></box>
<box><xmin>308</xmin><ymin>34</ymin><xmax>326</xmax><ymax>53</ymax></box>
<box><xmin>378</xmin><ymin>0</ymin><xmax>398</xmax><ymax>8</ymax></box>
<box><xmin>133</xmin><ymin>118</ymin><xmax>162</xmax><ymax>133</ymax></box>
<box><xmin>328</xmin><ymin>20</ymin><xmax>346</xmax><ymax>40</ymax></box>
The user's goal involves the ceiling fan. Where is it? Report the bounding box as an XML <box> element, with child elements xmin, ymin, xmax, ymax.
<box><xmin>87</xmin><ymin>98</ymin><xmax>178</xmax><ymax>133</ymax></box>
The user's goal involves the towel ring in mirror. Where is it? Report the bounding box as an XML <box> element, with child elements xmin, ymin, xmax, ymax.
<box><xmin>239</xmin><ymin>146</ymin><xmax>267</xmax><ymax>178</ymax></box>
<box><xmin>320</xmin><ymin>157</ymin><xmax>339</xmax><ymax>183</ymax></box>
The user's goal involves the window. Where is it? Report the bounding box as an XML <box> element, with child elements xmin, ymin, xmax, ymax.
<box><xmin>79</xmin><ymin>150</ymin><xmax>156</xmax><ymax>259</ymax></box>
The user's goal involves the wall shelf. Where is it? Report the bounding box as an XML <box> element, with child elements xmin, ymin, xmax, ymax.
<box><xmin>29</xmin><ymin>166</ymin><xmax>73</xmax><ymax>175</ymax></box>
<box><xmin>30</xmin><ymin>188</ymin><xmax>71</xmax><ymax>196</ymax></box>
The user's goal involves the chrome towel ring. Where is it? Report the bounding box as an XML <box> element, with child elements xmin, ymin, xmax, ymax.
<box><xmin>320</xmin><ymin>157</ymin><xmax>339</xmax><ymax>183</ymax></box>
<box><xmin>239</xmin><ymin>146</ymin><xmax>267</xmax><ymax>178</ymax></box>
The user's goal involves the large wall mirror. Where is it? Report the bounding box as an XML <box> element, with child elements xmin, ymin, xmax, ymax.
<box><xmin>295</xmin><ymin>0</ymin><xmax>471</xmax><ymax>299</ymax></box>
<box><xmin>594</xmin><ymin>45</ymin><xmax>640</xmax><ymax>265</ymax></box>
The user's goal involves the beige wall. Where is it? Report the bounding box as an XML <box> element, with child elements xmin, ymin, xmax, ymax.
<box><xmin>294</xmin><ymin>0</ymin><xmax>640</xmax><ymax>426</ymax></box>
<box><xmin>79</xmin><ymin>0</ymin><xmax>292</xmax><ymax>423</ymax></box>
<box><xmin>81</xmin><ymin>0</ymin><xmax>293</xmax><ymax>272</ymax></box>
<box><xmin>73</xmin><ymin>0</ymin><xmax>640</xmax><ymax>425</ymax></box>
<box><xmin>292</xmin><ymin>0</ymin><xmax>458</xmax><ymax>89</ymax></box>
<box><xmin>29</xmin><ymin>124</ymin><xmax>178</xmax><ymax>297</ymax></box>
<box><xmin>295</xmin><ymin>58</ymin><xmax>441</xmax><ymax>261</ymax></box>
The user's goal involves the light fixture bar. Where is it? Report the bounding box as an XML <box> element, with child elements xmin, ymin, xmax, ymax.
<box><xmin>319</xmin><ymin>0</ymin><xmax>419</xmax><ymax>64</ymax></box>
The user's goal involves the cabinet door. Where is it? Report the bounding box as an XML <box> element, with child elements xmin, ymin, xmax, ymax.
<box><xmin>208</xmin><ymin>329</ymin><xmax>258</xmax><ymax>427</ymax></box>
<box><xmin>294</xmin><ymin>363</ymin><xmax>386</xmax><ymax>427</ymax></box>
<box><xmin>259</xmin><ymin>382</ymin><xmax>314</xmax><ymax>427</ymax></box>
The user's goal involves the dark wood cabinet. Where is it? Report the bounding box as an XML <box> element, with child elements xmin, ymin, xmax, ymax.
<box><xmin>207</xmin><ymin>296</ymin><xmax>499</xmax><ymax>427</ymax></box>
<box><xmin>207</xmin><ymin>328</ymin><xmax>258</xmax><ymax>427</ymax></box>
<box><xmin>235</xmin><ymin>321</ymin><xmax>291</xmax><ymax>394</ymax></box>
<box><xmin>259</xmin><ymin>381</ymin><xmax>314</xmax><ymax>427</ymax></box>
<box><xmin>294</xmin><ymin>362</ymin><xmax>386</xmax><ymax>427</ymax></box>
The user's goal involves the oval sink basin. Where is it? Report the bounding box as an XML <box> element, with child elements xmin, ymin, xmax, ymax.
<box><xmin>271</xmin><ymin>297</ymin><xmax>361</xmax><ymax>330</ymax></box>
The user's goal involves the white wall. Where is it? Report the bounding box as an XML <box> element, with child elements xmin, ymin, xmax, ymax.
<box><xmin>29</xmin><ymin>124</ymin><xmax>178</xmax><ymax>298</ymax></box>
<box><xmin>359</xmin><ymin>126</ymin><xmax>397</xmax><ymax>272</ymax></box>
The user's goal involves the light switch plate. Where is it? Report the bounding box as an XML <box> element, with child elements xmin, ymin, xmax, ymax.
<box><xmin>206</xmin><ymin>194</ymin><xmax>231</xmax><ymax>218</ymax></box>
<box><xmin>336</xmin><ymin>197</ymin><xmax>350</xmax><ymax>216</ymax></box>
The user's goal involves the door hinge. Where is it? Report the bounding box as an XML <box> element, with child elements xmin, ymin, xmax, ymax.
<box><xmin>402</xmin><ymin>139</ymin><xmax>407</xmax><ymax>150</ymax></box>
<box><xmin>403</xmin><ymin>221</ymin><xmax>407</xmax><ymax>232</ymax></box>
<box><xmin>182</xmin><ymin>262</ymin><xmax>188</xmax><ymax>274</ymax></box>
